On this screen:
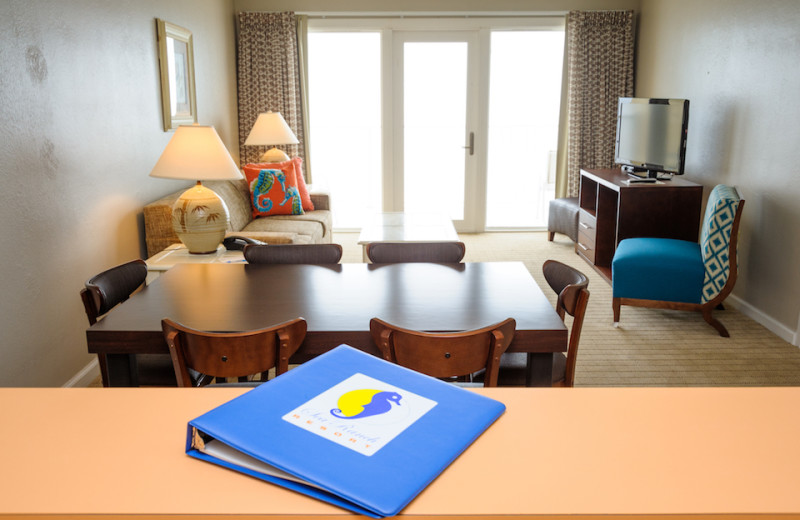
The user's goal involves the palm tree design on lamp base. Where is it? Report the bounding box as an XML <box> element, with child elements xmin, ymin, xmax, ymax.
<box><xmin>171</xmin><ymin>181</ymin><xmax>230</xmax><ymax>254</ymax></box>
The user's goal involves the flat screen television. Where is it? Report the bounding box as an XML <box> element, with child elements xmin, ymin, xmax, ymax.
<box><xmin>614</xmin><ymin>97</ymin><xmax>689</xmax><ymax>179</ymax></box>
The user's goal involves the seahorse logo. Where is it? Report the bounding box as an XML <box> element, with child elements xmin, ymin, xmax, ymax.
<box><xmin>279</xmin><ymin>185</ymin><xmax>302</xmax><ymax>214</ymax></box>
<box><xmin>330</xmin><ymin>390</ymin><xmax>402</xmax><ymax>420</ymax></box>
<box><xmin>251</xmin><ymin>169</ymin><xmax>278</xmax><ymax>212</ymax></box>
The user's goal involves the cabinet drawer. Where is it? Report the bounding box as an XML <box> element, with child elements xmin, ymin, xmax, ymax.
<box><xmin>578</xmin><ymin>212</ymin><xmax>596</xmax><ymax>244</ymax></box>
<box><xmin>576</xmin><ymin>230</ymin><xmax>596</xmax><ymax>263</ymax></box>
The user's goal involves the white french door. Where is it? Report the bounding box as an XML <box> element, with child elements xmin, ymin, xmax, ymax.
<box><xmin>390</xmin><ymin>32</ymin><xmax>480</xmax><ymax>232</ymax></box>
<box><xmin>307</xmin><ymin>17</ymin><xmax>565</xmax><ymax>232</ymax></box>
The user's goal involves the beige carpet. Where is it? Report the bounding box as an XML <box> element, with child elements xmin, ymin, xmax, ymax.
<box><xmin>337</xmin><ymin>231</ymin><xmax>800</xmax><ymax>387</ymax></box>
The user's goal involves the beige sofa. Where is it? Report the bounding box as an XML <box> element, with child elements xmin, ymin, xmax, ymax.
<box><xmin>143</xmin><ymin>179</ymin><xmax>332</xmax><ymax>257</ymax></box>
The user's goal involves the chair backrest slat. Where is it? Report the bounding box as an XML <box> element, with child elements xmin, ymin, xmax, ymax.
<box><xmin>369</xmin><ymin>317</ymin><xmax>515</xmax><ymax>387</ymax></box>
<box><xmin>81</xmin><ymin>259</ymin><xmax>148</xmax><ymax>324</ymax></box>
<box><xmin>243</xmin><ymin>244</ymin><xmax>343</xmax><ymax>264</ymax></box>
<box><xmin>162</xmin><ymin>317</ymin><xmax>307</xmax><ymax>387</ymax></box>
<box><xmin>366</xmin><ymin>241</ymin><xmax>466</xmax><ymax>263</ymax></box>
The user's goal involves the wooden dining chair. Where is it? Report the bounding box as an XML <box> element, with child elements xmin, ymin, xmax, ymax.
<box><xmin>81</xmin><ymin>259</ymin><xmax>175</xmax><ymax>387</ymax></box>
<box><xmin>243</xmin><ymin>243</ymin><xmax>343</xmax><ymax>264</ymax></box>
<box><xmin>369</xmin><ymin>317</ymin><xmax>516</xmax><ymax>387</ymax></box>
<box><xmin>495</xmin><ymin>260</ymin><xmax>590</xmax><ymax>387</ymax></box>
<box><xmin>365</xmin><ymin>241</ymin><xmax>466</xmax><ymax>263</ymax></box>
<box><xmin>161</xmin><ymin>317</ymin><xmax>307</xmax><ymax>387</ymax></box>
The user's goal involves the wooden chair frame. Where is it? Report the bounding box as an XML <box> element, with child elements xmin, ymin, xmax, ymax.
<box><xmin>494</xmin><ymin>260</ymin><xmax>590</xmax><ymax>387</ymax></box>
<box><xmin>612</xmin><ymin>200</ymin><xmax>745</xmax><ymax>337</ymax></box>
<box><xmin>369</xmin><ymin>317</ymin><xmax>516</xmax><ymax>387</ymax></box>
<box><xmin>81</xmin><ymin>259</ymin><xmax>150</xmax><ymax>386</ymax></box>
<box><xmin>162</xmin><ymin>317</ymin><xmax>307</xmax><ymax>387</ymax></box>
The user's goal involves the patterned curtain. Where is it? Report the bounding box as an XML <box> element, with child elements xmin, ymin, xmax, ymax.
<box><xmin>563</xmin><ymin>10</ymin><xmax>634</xmax><ymax>197</ymax></box>
<box><xmin>237</xmin><ymin>12</ymin><xmax>307</xmax><ymax>172</ymax></box>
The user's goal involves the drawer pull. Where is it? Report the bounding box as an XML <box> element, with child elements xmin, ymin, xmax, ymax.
<box><xmin>579</xmin><ymin>222</ymin><xmax>591</xmax><ymax>230</ymax></box>
<box><xmin>578</xmin><ymin>243</ymin><xmax>591</xmax><ymax>252</ymax></box>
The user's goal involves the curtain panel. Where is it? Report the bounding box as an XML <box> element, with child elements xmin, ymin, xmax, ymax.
<box><xmin>237</xmin><ymin>11</ymin><xmax>308</xmax><ymax>173</ymax></box>
<box><xmin>562</xmin><ymin>10</ymin><xmax>634</xmax><ymax>197</ymax></box>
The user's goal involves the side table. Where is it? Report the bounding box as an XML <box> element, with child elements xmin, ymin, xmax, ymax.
<box><xmin>145</xmin><ymin>243</ymin><xmax>245</xmax><ymax>284</ymax></box>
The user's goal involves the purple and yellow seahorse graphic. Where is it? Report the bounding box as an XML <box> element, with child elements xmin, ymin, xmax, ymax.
<box><xmin>330</xmin><ymin>390</ymin><xmax>402</xmax><ymax>420</ymax></box>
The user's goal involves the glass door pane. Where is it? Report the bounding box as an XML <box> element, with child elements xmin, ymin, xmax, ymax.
<box><xmin>403</xmin><ymin>41</ymin><xmax>468</xmax><ymax>221</ymax></box>
<box><xmin>394</xmin><ymin>32</ymin><xmax>477</xmax><ymax>230</ymax></box>
<box><xmin>307</xmin><ymin>32</ymin><xmax>382</xmax><ymax>229</ymax></box>
<box><xmin>485</xmin><ymin>30</ymin><xmax>564</xmax><ymax>228</ymax></box>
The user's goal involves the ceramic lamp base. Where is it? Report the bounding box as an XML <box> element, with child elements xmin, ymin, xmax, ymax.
<box><xmin>171</xmin><ymin>182</ymin><xmax>230</xmax><ymax>254</ymax></box>
<box><xmin>259</xmin><ymin>147</ymin><xmax>290</xmax><ymax>163</ymax></box>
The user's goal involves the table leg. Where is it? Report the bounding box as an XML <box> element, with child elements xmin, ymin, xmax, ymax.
<box><xmin>526</xmin><ymin>353</ymin><xmax>554</xmax><ymax>387</ymax></box>
<box><xmin>105</xmin><ymin>354</ymin><xmax>139</xmax><ymax>387</ymax></box>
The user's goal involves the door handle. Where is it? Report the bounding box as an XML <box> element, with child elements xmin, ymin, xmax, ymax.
<box><xmin>463</xmin><ymin>132</ymin><xmax>474</xmax><ymax>156</ymax></box>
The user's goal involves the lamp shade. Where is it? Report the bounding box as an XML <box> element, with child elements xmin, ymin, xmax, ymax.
<box><xmin>244</xmin><ymin>111</ymin><xmax>299</xmax><ymax>146</ymax></box>
<box><xmin>149</xmin><ymin>124</ymin><xmax>243</xmax><ymax>181</ymax></box>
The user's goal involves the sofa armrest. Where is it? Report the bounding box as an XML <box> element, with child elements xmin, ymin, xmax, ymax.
<box><xmin>309</xmin><ymin>190</ymin><xmax>330</xmax><ymax>211</ymax></box>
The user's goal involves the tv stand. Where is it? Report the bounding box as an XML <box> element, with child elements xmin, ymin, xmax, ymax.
<box><xmin>576</xmin><ymin>168</ymin><xmax>703</xmax><ymax>282</ymax></box>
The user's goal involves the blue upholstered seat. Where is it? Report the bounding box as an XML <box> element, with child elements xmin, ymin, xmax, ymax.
<box><xmin>611</xmin><ymin>185</ymin><xmax>744</xmax><ymax>336</ymax></box>
<box><xmin>612</xmin><ymin>238</ymin><xmax>704</xmax><ymax>304</ymax></box>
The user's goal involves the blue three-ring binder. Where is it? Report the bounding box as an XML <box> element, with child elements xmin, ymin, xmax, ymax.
<box><xmin>185</xmin><ymin>345</ymin><xmax>506</xmax><ymax>517</ymax></box>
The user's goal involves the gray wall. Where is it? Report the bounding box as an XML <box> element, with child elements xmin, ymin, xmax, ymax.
<box><xmin>0</xmin><ymin>0</ymin><xmax>238</xmax><ymax>386</ymax></box>
<box><xmin>637</xmin><ymin>0</ymin><xmax>800</xmax><ymax>340</ymax></box>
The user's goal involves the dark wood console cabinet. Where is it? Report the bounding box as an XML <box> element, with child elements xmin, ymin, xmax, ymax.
<box><xmin>577</xmin><ymin>168</ymin><xmax>703</xmax><ymax>281</ymax></box>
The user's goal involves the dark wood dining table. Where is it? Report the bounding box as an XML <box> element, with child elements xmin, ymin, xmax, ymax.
<box><xmin>86</xmin><ymin>261</ymin><xmax>567</xmax><ymax>387</ymax></box>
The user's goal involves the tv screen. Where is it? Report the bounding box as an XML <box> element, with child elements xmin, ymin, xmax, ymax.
<box><xmin>614</xmin><ymin>98</ymin><xmax>689</xmax><ymax>177</ymax></box>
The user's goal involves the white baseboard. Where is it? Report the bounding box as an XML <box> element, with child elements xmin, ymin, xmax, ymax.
<box><xmin>63</xmin><ymin>358</ymin><xmax>101</xmax><ymax>388</ymax></box>
<box><xmin>726</xmin><ymin>294</ymin><xmax>799</xmax><ymax>347</ymax></box>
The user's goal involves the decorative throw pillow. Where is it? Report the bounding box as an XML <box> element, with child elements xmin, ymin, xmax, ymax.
<box><xmin>243</xmin><ymin>158</ymin><xmax>314</xmax><ymax>212</ymax></box>
<box><xmin>243</xmin><ymin>166</ymin><xmax>304</xmax><ymax>218</ymax></box>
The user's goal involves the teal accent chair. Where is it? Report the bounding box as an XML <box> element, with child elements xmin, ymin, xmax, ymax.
<box><xmin>611</xmin><ymin>185</ymin><xmax>744</xmax><ymax>337</ymax></box>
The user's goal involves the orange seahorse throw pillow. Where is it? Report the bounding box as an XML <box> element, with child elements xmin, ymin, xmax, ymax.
<box><xmin>243</xmin><ymin>157</ymin><xmax>314</xmax><ymax>212</ymax></box>
<box><xmin>243</xmin><ymin>163</ymin><xmax>305</xmax><ymax>218</ymax></box>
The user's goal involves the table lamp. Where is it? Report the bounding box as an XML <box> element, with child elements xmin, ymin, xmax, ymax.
<box><xmin>244</xmin><ymin>111</ymin><xmax>299</xmax><ymax>162</ymax></box>
<box><xmin>149</xmin><ymin>124</ymin><xmax>243</xmax><ymax>254</ymax></box>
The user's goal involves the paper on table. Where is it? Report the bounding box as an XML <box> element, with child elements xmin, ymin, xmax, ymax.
<box><xmin>200</xmin><ymin>438</ymin><xmax>325</xmax><ymax>490</ymax></box>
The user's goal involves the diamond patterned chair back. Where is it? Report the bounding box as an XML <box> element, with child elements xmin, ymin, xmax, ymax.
<box><xmin>699</xmin><ymin>185</ymin><xmax>742</xmax><ymax>304</ymax></box>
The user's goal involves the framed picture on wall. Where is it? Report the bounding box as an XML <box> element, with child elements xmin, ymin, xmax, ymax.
<box><xmin>156</xmin><ymin>19</ymin><xmax>197</xmax><ymax>131</ymax></box>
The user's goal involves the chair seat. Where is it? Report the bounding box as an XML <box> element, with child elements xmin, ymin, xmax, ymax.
<box><xmin>495</xmin><ymin>352</ymin><xmax>567</xmax><ymax>386</ymax></box>
<box><xmin>612</xmin><ymin>237</ymin><xmax>704</xmax><ymax>304</ymax></box>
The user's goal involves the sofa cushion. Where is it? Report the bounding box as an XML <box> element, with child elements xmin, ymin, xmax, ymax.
<box><xmin>243</xmin><ymin>167</ymin><xmax>304</xmax><ymax>218</ymax></box>
<box><xmin>244</xmin><ymin>158</ymin><xmax>314</xmax><ymax>212</ymax></box>
<box><xmin>204</xmin><ymin>180</ymin><xmax>252</xmax><ymax>232</ymax></box>
<box><xmin>224</xmin><ymin>230</ymin><xmax>297</xmax><ymax>244</ymax></box>
<box><xmin>242</xmin><ymin>215</ymin><xmax>325</xmax><ymax>243</ymax></box>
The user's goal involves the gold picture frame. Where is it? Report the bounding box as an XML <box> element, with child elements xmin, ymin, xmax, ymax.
<box><xmin>156</xmin><ymin>19</ymin><xmax>197</xmax><ymax>131</ymax></box>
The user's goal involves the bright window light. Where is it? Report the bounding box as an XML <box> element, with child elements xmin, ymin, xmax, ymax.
<box><xmin>403</xmin><ymin>42</ymin><xmax>467</xmax><ymax>220</ymax></box>
<box><xmin>485</xmin><ymin>31</ymin><xmax>564</xmax><ymax>228</ymax></box>
<box><xmin>307</xmin><ymin>32</ymin><xmax>382</xmax><ymax>229</ymax></box>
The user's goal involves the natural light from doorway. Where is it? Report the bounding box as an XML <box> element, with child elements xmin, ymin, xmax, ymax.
<box><xmin>307</xmin><ymin>32</ymin><xmax>382</xmax><ymax>229</ymax></box>
<box><xmin>485</xmin><ymin>30</ymin><xmax>564</xmax><ymax>228</ymax></box>
<box><xmin>308</xmin><ymin>27</ymin><xmax>564</xmax><ymax>230</ymax></box>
